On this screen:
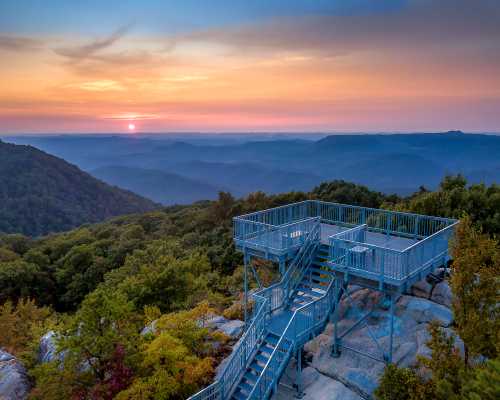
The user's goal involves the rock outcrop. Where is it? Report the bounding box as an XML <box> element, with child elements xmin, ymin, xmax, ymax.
<box><xmin>300</xmin><ymin>283</ymin><xmax>457</xmax><ymax>399</ymax></box>
<box><xmin>0</xmin><ymin>350</ymin><xmax>30</xmax><ymax>400</ymax></box>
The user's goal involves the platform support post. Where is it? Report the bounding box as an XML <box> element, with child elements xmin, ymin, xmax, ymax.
<box><xmin>244</xmin><ymin>251</ymin><xmax>249</xmax><ymax>327</ymax></box>
<box><xmin>295</xmin><ymin>347</ymin><xmax>304</xmax><ymax>398</ymax></box>
<box><xmin>389</xmin><ymin>293</ymin><xmax>394</xmax><ymax>363</ymax></box>
<box><xmin>332</xmin><ymin>279</ymin><xmax>342</xmax><ymax>358</ymax></box>
<box><xmin>279</xmin><ymin>258</ymin><xmax>285</xmax><ymax>276</ymax></box>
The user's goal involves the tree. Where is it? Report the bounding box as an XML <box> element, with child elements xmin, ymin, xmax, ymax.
<box><xmin>115</xmin><ymin>303</ymin><xmax>223</xmax><ymax>400</ymax></box>
<box><xmin>462</xmin><ymin>358</ymin><xmax>500</xmax><ymax>400</ymax></box>
<box><xmin>30</xmin><ymin>289</ymin><xmax>142</xmax><ymax>399</ymax></box>
<box><xmin>0</xmin><ymin>298</ymin><xmax>53</xmax><ymax>356</ymax></box>
<box><xmin>450</xmin><ymin>216</ymin><xmax>500</xmax><ymax>362</ymax></box>
<box><xmin>374</xmin><ymin>364</ymin><xmax>433</xmax><ymax>400</ymax></box>
<box><xmin>418</xmin><ymin>322</ymin><xmax>466</xmax><ymax>399</ymax></box>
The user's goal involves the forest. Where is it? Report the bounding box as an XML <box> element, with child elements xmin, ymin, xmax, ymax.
<box><xmin>0</xmin><ymin>176</ymin><xmax>498</xmax><ymax>399</ymax></box>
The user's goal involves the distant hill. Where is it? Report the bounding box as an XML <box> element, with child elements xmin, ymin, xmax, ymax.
<box><xmin>91</xmin><ymin>166</ymin><xmax>222</xmax><ymax>205</ymax></box>
<box><xmin>0</xmin><ymin>140</ymin><xmax>158</xmax><ymax>236</ymax></box>
<box><xmin>5</xmin><ymin>131</ymin><xmax>500</xmax><ymax>196</ymax></box>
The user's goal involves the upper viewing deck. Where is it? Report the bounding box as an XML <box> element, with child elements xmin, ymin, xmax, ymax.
<box><xmin>234</xmin><ymin>200</ymin><xmax>457</xmax><ymax>290</ymax></box>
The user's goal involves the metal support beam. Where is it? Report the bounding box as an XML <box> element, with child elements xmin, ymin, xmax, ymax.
<box><xmin>244</xmin><ymin>251</ymin><xmax>249</xmax><ymax>327</ymax></box>
<box><xmin>388</xmin><ymin>293</ymin><xmax>395</xmax><ymax>363</ymax></box>
<box><xmin>294</xmin><ymin>347</ymin><xmax>304</xmax><ymax>398</ymax></box>
<box><xmin>250</xmin><ymin>263</ymin><xmax>262</xmax><ymax>289</ymax></box>
<box><xmin>332</xmin><ymin>279</ymin><xmax>342</xmax><ymax>358</ymax></box>
<box><xmin>279</xmin><ymin>258</ymin><xmax>286</xmax><ymax>276</ymax></box>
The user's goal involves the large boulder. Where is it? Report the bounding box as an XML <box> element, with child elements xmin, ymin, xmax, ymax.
<box><xmin>411</xmin><ymin>279</ymin><xmax>433</xmax><ymax>299</ymax></box>
<box><xmin>0</xmin><ymin>349</ymin><xmax>30</xmax><ymax>400</ymax></box>
<box><xmin>274</xmin><ymin>365</ymin><xmax>362</xmax><ymax>400</ymax></box>
<box><xmin>217</xmin><ymin>320</ymin><xmax>245</xmax><ymax>339</ymax></box>
<box><xmin>39</xmin><ymin>330</ymin><xmax>59</xmax><ymax>363</ymax></box>
<box><xmin>304</xmin><ymin>287</ymin><xmax>456</xmax><ymax>398</ymax></box>
<box><xmin>430</xmin><ymin>281</ymin><xmax>453</xmax><ymax>308</ymax></box>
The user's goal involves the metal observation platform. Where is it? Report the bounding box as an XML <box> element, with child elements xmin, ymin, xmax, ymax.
<box><xmin>190</xmin><ymin>200</ymin><xmax>457</xmax><ymax>400</ymax></box>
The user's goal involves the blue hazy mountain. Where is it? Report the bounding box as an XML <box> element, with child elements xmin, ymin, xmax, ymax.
<box><xmin>91</xmin><ymin>166</ymin><xmax>222</xmax><ymax>205</ymax></box>
<box><xmin>5</xmin><ymin>131</ymin><xmax>499</xmax><ymax>200</ymax></box>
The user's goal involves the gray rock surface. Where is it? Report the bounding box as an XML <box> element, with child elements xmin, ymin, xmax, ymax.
<box><xmin>430</xmin><ymin>281</ymin><xmax>453</xmax><ymax>308</ymax></box>
<box><xmin>141</xmin><ymin>319</ymin><xmax>158</xmax><ymax>335</ymax></box>
<box><xmin>411</xmin><ymin>279</ymin><xmax>433</xmax><ymax>299</ymax></box>
<box><xmin>0</xmin><ymin>349</ymin><xmax>30</xmax><ymax>400</ymax></box>
<box><xmin>303</xmin><ymin>287</ymin><xmax>457</xmax><ymax>398</ymax></box>
<box><xmin>274</xmin><ymin>366</ymin><xmax>362</xmax><ymax>400</ymax></box>
<box><xmin>218</xmin><ymin>320</ymin><xmax>245</xmax><ymax>338</ymax></box>
<box><xmin>38</xmin><ymin>330</ymin><xmax>59</xmax><ymax>363</ymax></box>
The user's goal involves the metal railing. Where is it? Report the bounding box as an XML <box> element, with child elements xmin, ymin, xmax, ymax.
<box><xmin>233</xmin><ymin>216</ymin><xmax>319</xmax><ymax>254</ymax></box>
<box><xmin>189</xmin><ymin>218</ymin><xmax>321</xmax><ymax>400</ymax></box>
<box><xmin>247</xmin><ymin>274</ymin><xmax>337</xmax><ymax>399</ymax></box>
<box><xmin>188</xmin><ymin>295</ymin><xmax>268</xmax><ymax>400</ymax></box>
<box><xmin>253</xmin><ymin>218</ymin><xmax>320</xmax><ymax>312</ymax></box>
<box><xmin>234</xmin><ymin>201</ymin><xmax>456</xmax><ymax>255</ymax></box>
<box><xmin>329</xmin><ymin>221</ymin><xmax>458</xmax><ymax>282</ymax></box>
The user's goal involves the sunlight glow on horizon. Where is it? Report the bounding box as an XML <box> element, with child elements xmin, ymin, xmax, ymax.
<box><xmin>1</xmin><ymin>0</ymin><xmax>499</xmax><ymax>133</ymax></box>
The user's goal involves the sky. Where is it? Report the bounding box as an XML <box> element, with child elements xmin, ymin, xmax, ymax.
<box><xmin>0</xmin><ymin>0</ymin><xmax>499</xmax><ymax>134</ymax></box>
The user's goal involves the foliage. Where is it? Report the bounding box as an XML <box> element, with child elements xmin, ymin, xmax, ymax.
<box><xmin>450</xmin><ymin>216</ymin><xmax>500</xmax><ymax>361</ymax></box>
<box><xmin>396</xmin><ymin>175</ymin><xmax>500</xmax><ymax>235</ymax></box>
<box><xmin>0</xmin><ymin>298</ymin><xmax>53</xmax><ymax>356</ymax></box>
<box><xmin>0</xmin><ymin>140</ymin><xmax>157</xmax><ymax>237</ymax></box>
<box><xmin>374</xmin><ymin>364</ymin><xmax>434</xmax><ymax>400</ymax></box>
<box><xmin>462</xmin><ymin>358</ymin><xmax>500</xmax><ymax>400</ymax></box>
<box><xmin>115</xmin><ymin>302</ymin><xmax>224</xmax><ymax>400</ymax></box>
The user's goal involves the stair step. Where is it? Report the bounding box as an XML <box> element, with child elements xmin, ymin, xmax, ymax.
<box><xmin>238</xmin><ymin>381</ymin><xmax>253</xmax><ymax>393</ymax></box>
<box><xmin>232</xmin><ymin>390</ymin><xmax>247</xmax><ymax>400</ymax></box>
<box><xmin>249</xmin><ymin>361</ymin><xmax>263</xmax><ymax>374</ymax></box>
<box><xmin>297</xmin><ymin>286</ymin><xmax>322</xmax><ymax>299</ymax></box>
<box><xmin>244</xmin><ymin>372</ymin><xmax>257</xmax><ymax>384</ymax></box>
<box><xmin>311</xmin><ymin>267</ymin><xmax>335</xmax><ymax>277</ymax></box>
<box><xmin>310</xmin><ymin>274</ymin><xmax>331</xmax><ymax>284</ymax></box>
<box><xmin>293</xmin><ymin>294</ymin><xmax>313</xmax><ymax>304</ymax></box>
<box><xmin>265</xmin><ymin>333</ymin><xmax>280</xmax><ymax>346</ymax></box>
<box><xmin>302</xmin><ymin>282</ymin><xmax>328</xmax><ymax>293</ymax></box>
<box><xmin>260</xmin><ymin>344</ymin><xmax>275</xmax><ymax>355</ymax></box>
<box><xmin>311</xmin><ymin>261</ymin><xmax>330</xmax><ymax>268</ymax></box>
<box><xmin>255</xmin><ymin>354</ymin><xmax>269</xmax><ymax>365</ymax></box>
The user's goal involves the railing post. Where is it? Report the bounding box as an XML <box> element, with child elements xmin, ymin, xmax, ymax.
<box><xmin>379</xmin><ymin>250</ymin><xmax>385</xmax><ymax>291</ymax></box>
<box><xmin>244</xmin><ymin>251</ymin><xmax>249</xmax><ymax>328</ymax></box>
<box><xmin>414</xmin><ymin>216</ymin><xmax>420</xmax><ymax>239</ymax></box>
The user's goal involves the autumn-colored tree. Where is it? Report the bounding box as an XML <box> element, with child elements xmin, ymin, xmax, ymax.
<box><xmin>115</xmin><ymin>302</ymin><xmax>225</xmax><ymax>399</ymax></box>
<box><xmin>30</xmin><ymin>289</ymin><xmax>142</xmax><ymax>399</ymax></box>
<box><xmin>418</xmin><ymin>322</ymin><xmax>466</xmax><ymax>399</ymax></box>
<box><xmin>450</xmin><ymin>215</ymin><xmax>500</xmax><ymax>363</ymax></box>
<box><xmin>0</xmin><ymin>298</ymin><xmax>53</xmax><ymax>356</ymax></box>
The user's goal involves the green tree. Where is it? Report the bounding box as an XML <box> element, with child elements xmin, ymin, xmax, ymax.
<box><xmin>462</xmin><ymin>358</ymin><xmax>500</xmax><ymax>400</ymax></box>
<box><xmin>30</xmin><ymin>289</ymin><xmax>142</xmax><ymax>399</ymax></box>
<box><xmin>450</xmin><ymin>216</ymin><xmax>500</xmax><ymax>362</ymax></box>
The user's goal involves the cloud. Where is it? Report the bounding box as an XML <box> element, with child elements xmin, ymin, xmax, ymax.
<box><xmin>54</xmin><ymin>24</ymin><xmax>132</xmax><ymax>61</ymax></box>
<box><xmin>0</xmin><ymin>35</ymin><xmax>43</xmax><ymax>52</ymax></box>
<box><xmin>182</xmin><ymin>0</ymin><xmax>500</xmax><ymax>58</ymax></box>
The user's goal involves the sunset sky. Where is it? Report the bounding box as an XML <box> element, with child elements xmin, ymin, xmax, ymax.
<box><xmin>1</xmin><ymin>0</ymin><xmax>499</xmax><ymax>134</ymax></box>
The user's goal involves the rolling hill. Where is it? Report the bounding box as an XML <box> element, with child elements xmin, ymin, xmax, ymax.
<box><xmin>91</xmin><ymin>166</ymin><xmax>222</xmax><ymax>205</ymax></box>
<box><xmin>0</xmin><ymin>140</ymin><xmax>158</xmax><ymax>236</ymax></box>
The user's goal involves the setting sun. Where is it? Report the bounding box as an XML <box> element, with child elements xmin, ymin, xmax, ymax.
<box><xmin>128</xmin><ymin>123</ymin><xmax>135</xmax><ymax>131</ymax></box>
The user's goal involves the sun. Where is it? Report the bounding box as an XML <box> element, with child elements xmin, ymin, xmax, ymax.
<box><xmin>128</xmin><ymin>123</ymin><xmax>135</xmax><ymax>131</ymax></box>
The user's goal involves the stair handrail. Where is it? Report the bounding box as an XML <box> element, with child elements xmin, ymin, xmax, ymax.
<box><xmin>187</xmin><ymin>295</ymin><xmax>269</xmax><ymax>400</ymax></box>
<box><xmin>247</xmin><ymin>275</ymin><xmax>337</xmax><ymax>399</ymax></box>
<box><xmin>253</xmin><ymin>217</ymin><xmax>320</xmax><ymax>313</ymax></box>
<box><xmin>190</xmin><ymin>218</ymin><xmax>320</xmax><ymax>400</ymax></box>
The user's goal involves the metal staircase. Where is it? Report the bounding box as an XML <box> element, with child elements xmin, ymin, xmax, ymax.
<box><xmin>189</xmin><ymin>222</ymin><xmax>341</xmax><ymax>400</ymax></box>
<box><xmin>189</xmin><ymin>201</ymin><xmax>457</xmax><ymax>400</ymax></box>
